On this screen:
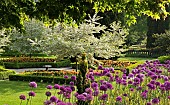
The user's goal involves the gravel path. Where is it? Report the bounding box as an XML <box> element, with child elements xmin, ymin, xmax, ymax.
<box><xmin>8</xmin><ymin>67</ymin><xmax>74</xmax><ymax>73</ymax></box>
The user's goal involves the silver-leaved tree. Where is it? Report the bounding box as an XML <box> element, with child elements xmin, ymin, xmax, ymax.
<box><xmin>9</xmin><ymin>19</ymin><xmax>50</xmax><ymax>57</ymax></box>
<box><xmin>29</xmin><ymin>14</ymin><xmax>128</xmax><ymax>63</ymax></box>
<box><xmin>0</xmin><ymin>29</ymin><xmax>10</xmax><ymax>53</ymax></box>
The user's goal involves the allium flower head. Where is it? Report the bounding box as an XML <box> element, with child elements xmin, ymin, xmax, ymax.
<box><xmin>64</xmin><ymin>75</ymin><xmax>68</xmax><ymax>79</ymax></box>
<box><xmin>44</xmin><ymin>100</ymin><xmax>52</xmax><ymax>105</ymax></box>
<box><xmin>98</xmin><ymin>65</ymin><xmax>103</xmax><ymax>70</ymax></box>
<box><xmin>19</xmin><ymin>94</ymin><xmax>26</xmax><ymax>100</ymax></box>
<box><xmin>116</xmin><ymin>96</ymin><xmax>122</xmax><ymax>102</ymax></box>
<box><xmin>69</xmin><ymin>81</ymin><xmax>74</xmax><ymax>86</ymax></box>
<box><xmin>54</xmin><ymin>84</ymin><xmax>60</xmax><ymax>89</ymax></box>
<box><xmin>91</xmin><ymin>82</ymin><xmax>98</xmax><ymax>89</ymax></box>
<box><xmin>46</xmin><ymin>85</ymin><xmax>53</xmax><ymax>89</ymax></box>
<box><xmin>76</xmin><ymin>94</ymin><xmax>86</xmax><ymax>101</ymax></box>
<box><xmin>45</xmin><ymin>91</ymin><xmax>52</xmax><ymax>97</ymax></box>
<box><xmin>50</xmin><ymin>96</ymin><xmax>58</xmax><ymax>103</ymax></box>
<box><xmin>29</xmin><ymin>91</ymin><xmax>36</xmax><ymax>97</ymax></box>
<box><xmin>71</xmin><ymin>75</ymin><xmax>76</xmax><ymax>81</ymax></box>
<box><xmin>100</xmin><ymin>85</ymin><xmax>107</xmax><ymax>91</ymax></box>
<box><xmin>146</xmin><ymin>102</ymin><xmax>152</xmax><ymax>105</ymax></box>
<box><xmin>93</xmin><ymin>90</ymin><xmax>99</xmax><ymax>96</ymax></box>
<box><xmin>29</xmin><ymin>81</ymin><xmax>37</xmax><ymax>88</ymax></box>
<box><xmin>99</xmin><ymin>94</ymin><xmax>108</xmax><ymax>101</ymax></box>
<box><xmin>151</xmin><ymin>98</ymin><xmax>160</xmax><ymax>104</ymax></box>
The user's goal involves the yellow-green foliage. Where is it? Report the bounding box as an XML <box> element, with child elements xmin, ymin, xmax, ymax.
<box><xmin>0</xmin><ymin>65</ymin><xmax>16</xmax><ymax>80</ymax></box>
<box><xmin>126</xmin><ymin>61</ymin><xmax>145</xmax><ymax>72</ymax></box>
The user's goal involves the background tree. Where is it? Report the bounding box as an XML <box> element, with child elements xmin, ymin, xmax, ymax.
<box><xmin>30</xmin><ymin>14</ymin><xmax>128</xmax><ymax>62</ymax></box>
<box><xmin>9</xmin><ymin>19</ymin><xmax>49</xmax><ymax>57</ymax></box>
<box><xmin>0</xmin><ymin>29</ymin><xmax>10</xmax><ymax>52</ymax></box>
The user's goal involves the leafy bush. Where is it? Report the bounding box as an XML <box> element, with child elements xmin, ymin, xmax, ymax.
<box><xmin>158</xmin><ymin>55</ymin><xmax>170</xmax><ymax>63</ymax></box>
<box><xmin>2</xmin><ymin>59</ymin><xmax>71</xmax><ymax>69</ymax></box>
<box><xmin>153</xmin><ymin>30</ymin><xmax>170</xmax><ymax>53</ymax></box>
<box><xmin>0</xmin><ymin>66</ymin><xmax>16</xmax><ymax>80</ymax></box>
<box><xmin>9</xmin><ymin>74</ymin><xmax>72</xmax><ymax>84</ymax></box>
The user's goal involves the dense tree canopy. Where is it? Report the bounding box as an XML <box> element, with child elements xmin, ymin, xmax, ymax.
<box><xmin>0</xmin><ymin>0</ymin><xmax>170</xmax><ymax>29</ymax></box>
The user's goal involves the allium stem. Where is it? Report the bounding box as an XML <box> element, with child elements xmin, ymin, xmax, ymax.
<box><xmin>20</xmin><ymin>100</ymin><xmax>22</xmax><ymax>105</ymax></box>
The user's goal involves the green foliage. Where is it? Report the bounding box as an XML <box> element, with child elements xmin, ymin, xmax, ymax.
<box><xmin>9</xmin><ymin>74</ymin><xmax>71</xmax><ymax>84</ymax></box>
<box><xmin>0</xmin><ymin>66</ymin><xmax>16</xmax><ymax>80</ymax></box>
<box><xmin>158</xmin><ymin>55</ymin><xmax>170</xmax><ymax>63</ymax></box>
<box><xmin>1</xmin><ymin>59</ymin><xmax>71</xmax><ymax>69</ymax></box>
<box><xmin>153</xmin><ymin>30</ymin><xmax>170</xmax><ymax>53</ymax></box>
<box><xmin>9</xmin><ymin>19</ymin><xmax>49</xmax><ymax>55</ymax></box>
<box><xmin>126</xmin><ymin>16</ymin><xmax>147</xmax><ymax>46</ymax></box>
<box><xmin>126</xmin><ymin>61</ymin><xmax>145</xmax><ymax>72</ymax></box>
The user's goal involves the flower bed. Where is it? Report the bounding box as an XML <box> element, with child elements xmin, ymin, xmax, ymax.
<box><xmin>6</xmin><ymin>60</ymin><xmax>170</xmax><ymax>105</ymax></box>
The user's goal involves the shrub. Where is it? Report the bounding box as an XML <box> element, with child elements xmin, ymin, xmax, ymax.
<box><xmin>0</xmin><ymin>66</ymin><xmax>16</xmax><ymax>80</ymax></box>
<box><xmin>9</xmin><ymin>74</ymin><xmax>72</xmax><ymax>84</ymax></box>
<box><xmin>2</xmin><ymin>59</ymin><xmax>71</xmax><ymax>69</ymax></box>
<box><xmin>125</xmin><ymin>61</ymin><xmax>145</xmax><ymax>72</ymax></box>
<box><xmin>158</xmin><ymin>55</ymin><xmax>170</xmax><ymax>63</ymax></box>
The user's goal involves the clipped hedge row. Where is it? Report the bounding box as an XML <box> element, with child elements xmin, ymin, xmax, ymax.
<box><xmin>125</xmin><ymin>61</ymin><xmax>145</xmax><ymax>72</ymax></box>
<box><xmin>9</xmin><ymin>74</ymin><xmax>72</xmax><ymax>84</ymax></box>
<box><xmin>0</xmin><ymin>66</ymin><xmax>16</xmax><ymax>80</ymax></box>
<box><xmin>2</xmin><ymin>59</ymin><xmax>71</xmax><ymax>69</ymax></box>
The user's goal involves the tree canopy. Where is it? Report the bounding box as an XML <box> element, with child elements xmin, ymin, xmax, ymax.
<box><xmin>1</xmin><ymin>0</ymin><xmax>170</xmax><ymax>29</ymax></box>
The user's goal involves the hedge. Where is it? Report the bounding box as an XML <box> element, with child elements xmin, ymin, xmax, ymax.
<box><xmin>0</xmin><ymin>66</ymin><xmax>16</xmax><ymax>80</ymax></box>
<box><xmin>9</xmin><ymin>74</ymin><xmax>72</xmax><ymax>84</ymax></box>
<box><xmin>125</xmin><ymin>61</ymin><xmax>145</xmax><ymax>72</ymax></box>
<box><xmin>2</xmin><ymin>59</ymin><xmax>71</xmax><ymax>69</ymax></box>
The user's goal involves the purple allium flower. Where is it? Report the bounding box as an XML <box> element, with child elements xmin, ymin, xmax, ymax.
<box><xmin>74</xmin><ymin>92</ymin><xmax>79</xmax><ymax>97</ymax></box>
<box><xmin>56</xmin><ymin>102</ymin><xmax>67</xmax><ymax>105</ymax></box>
<box><xmin>99</xmin><ymin>94</ymin><xmax>108</xmax><ymax>101</ymax></box>
<box><xmin>164</xmin><ymin>81</ymin><xmax>170</xmax><ymax>91</ymax></box>
<box><xmin>91</xmin><ymin>82</ymin><xmax>98</xmax><ymax>89</ymax></box>
<box><xmin>123</xmin><ymin>93</ymin><xmax>128</xmax><ymax>97</ymax></box>
<box><xmin>71</xmin><ymin>75</ymin><xmax>76</xmax><ymax>81</ymax></box>
<box><xmin>141</xmin><ymin>92</ymin><xmax>147</xmax><ymax>99</ymax></box>
<box><xmin>44</xmin><ymin>100</ymin><xmax>52</xmax><ymax>105</ymax></box>
<box><xmin>128</xmin><ymin>73</ymin><xmax>134</xmax><ymax>78</ymax></box>
<box><xmin>69</xmin><ymin>81</ymin><xmax>74</xmax><ymax>86</ymax></box>
<box><xmin>146</xmin><ymin>102</ymin><xmax>152</xmax><ymax>105</ymax></box>
<box><xmin>134</xmin><ymin>77</ymin><xmax>140</xmax><ymax>83</ymax></box>
<box><xmin>64</xmin><ymin>75</ymin><xmax>68</xmax><ymax>79</ymax></box>
<box><xmin>93</xmin><ymin>90</ymin><xmax>99</xmax><ymax>96</ymax></box>
<box><xmin>137</xmin><ymin>86</ymin><xmax>142</xmax><ymax>91</ymax></box>
<box><xmin>116</xmin><ymin>96</ymin><xmax>122</xmax><ymax>102</ymax></box>
<box><xmin>29</xmin><ymin>81</ymin><xmax>37</xmax><ymax>88</ymax></box>
<box><xmin>45</xmin><ymin>91</ymin><xmax>52</xmax><ymax>97</ymax></box>
<box><xmin>86</xmin><ymin>94</ymin><xmax>93</xmax><ymax>101</ymax></box>
<box><xmin>54</xmin><ymin>84</ymin><xmax>60</xmax><ymax>89</ymax></box>
<box><xmin>130</xmin><ymin>88</ymin><xmax>134</xmax><ymax>92</ymax></box>
<box><xmin>147</xmin><ymin>83</ymin><xmax>155</xmax><ymax>90</ymax></box>
<box><xmin>19</xmin><ymin>94</ymin><xmax>26</xmax><ymax>100</ymax></box>
<box><xmin>128</xmin><ymin>80</ymin><xmax>133</xmax><ymax>84</ymax></box>
<box><xmin>150</xmin><ymin>80</ymin><xmax>156</xmax><ymax>84</ymax></box>
<box><xmin>50</xmin><ymin>96</ymin><xmax>58</xmax><ymax>103</ymax></box>
<box><xmin>168</xmin><ymin>96</ymin><xmax>170</xmax><ymax>99</ymax></box>
<box><xmin>164</xmin><ymin>76</ymin><xmax>169</xmax><ymax>81</ymax></box>
<box><xmin>76</xmin><ymin>94</ymin><xmax>86</xmax><ymax>101</ymax></box>
<box><xmin>47</xmin><ymin>85</ymin><xmax>53</xmax><ymax>89</ymax></box>
<box><xmin>100</xmin><ymin>85</ymin><xmax>107</xmax><ymax>91</ymax></box>
<box><xmin>151</xmin><ymin>98</ymin><xmax>160</xmax><ymax>104</ymax></box>
<box><xmin>106</xmin><ymin>82</ymin><xmax>113</xmax><ymax>90</ymax></box>
<box><xmin>98</xmin><ymin>65</ymin><xmax>103</xmax><ymax>70</ymax></box>
<box><xmin>151</xmin><ymin>75</ymin><xmax>158</xmax><ymax>80</ymax></box>
<box><xmin>85</xmin><ymin>88</ymin><xmax>92</xmax><ymax>94</ymax></box>
<box><xmin>70</xmin><ymin>86</ymin><xmax>75</xmax><ymax>91</ymax></box>
<box><xmin>28</xmin><ymin>91</ymin><xmax>36</xmax><ymax>97</ymax></box>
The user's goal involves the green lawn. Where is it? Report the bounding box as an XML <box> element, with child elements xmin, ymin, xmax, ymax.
<box><xmin>117</xmin><ymin>57</ymin><xmax>156</xmax><ymax>62</ymax></box>
<box><xmin>0</xmin><ymin>80</ymin><xmax>56</xmax><ymax>105</ymax></box>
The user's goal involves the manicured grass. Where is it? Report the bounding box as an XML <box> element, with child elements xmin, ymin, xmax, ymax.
<box><xmin>118</xmin><ymin>57</ymin><xmax>156</xmax><ymax>61</ymax></box>
<box><xmin>0</xmin><ymin>80</ymin><xmax>56</xmax><ymax>105</ymax></box>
